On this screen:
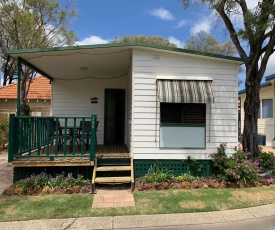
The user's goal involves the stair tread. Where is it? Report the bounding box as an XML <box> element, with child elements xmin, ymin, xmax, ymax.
<box><xmin>95</xmin><ymin>176</ymin><xmax>132</xmax><ymax>183</ymax></box>
<box><xmin>96</xmin><ymin>166</ymin><xmax>131</xmax><ymax>171</ymax></box>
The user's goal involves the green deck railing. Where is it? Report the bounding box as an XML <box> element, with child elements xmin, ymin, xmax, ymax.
<box><xmin>8</xmin><ymin>114</ymin><xmax>97</xmax><ymax>162</ymax></box>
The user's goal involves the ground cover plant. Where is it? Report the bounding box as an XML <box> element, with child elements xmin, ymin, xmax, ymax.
<box><xmin>3</xmin><ymin>172</ymin><xmax>90</xmax><ymax>195</ymax></box>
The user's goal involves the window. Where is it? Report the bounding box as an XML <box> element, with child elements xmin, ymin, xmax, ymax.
<box><xmin>160</xmin><ymin>103</ymin><xmax>206</xmax><ymax>149</ymax></box>
<box><xmin>258</xmin><ymin>99</ymin><xmax>273</xmax><ymax>119</ymax></box>
<box><xmin>262</xmin><ymin>99</ymin><xmax>273</xmax><ymax>119</ymax></box>
<box><xmin>160</xmin><ymin>103</ymin><xmax>206</xmax><ymax>124</ymax></box>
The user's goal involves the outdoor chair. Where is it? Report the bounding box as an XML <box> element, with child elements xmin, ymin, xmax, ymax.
<box><xmin>45</xmin><ymin>119</ymin><xmax>69</xmax><ymax>152</ymax></box>
<box><xmin>77</xmin><ymin>120</ymin><xmax>98</xmax><ymax>152</ymax></box>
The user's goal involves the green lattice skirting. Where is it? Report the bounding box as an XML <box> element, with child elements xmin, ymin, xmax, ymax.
<box><xmin>134</xmin><ymin>159</ymin><xmax>214</xmax><ymax>178</ymax></box>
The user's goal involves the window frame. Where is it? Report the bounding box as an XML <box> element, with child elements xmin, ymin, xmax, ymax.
<box><xmin>258</xmin><ymin>99</ymin><xmax>273</xmax><ymax>119</ymax></box>
<box><xmin>159</xmin><ymin>102</ymin><xmax>206</xmax><ymax>149</ymax></box>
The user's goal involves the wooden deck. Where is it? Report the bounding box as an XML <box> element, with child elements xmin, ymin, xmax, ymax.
<box><xmin>96</xmin><ymin>145</ymin><xmax>130</xmax><ymax>158</ymax></box>
<box><xmin>11</xmin><ymin>145</ymin><xmax>130</xmax><ymax>167</ymax></box>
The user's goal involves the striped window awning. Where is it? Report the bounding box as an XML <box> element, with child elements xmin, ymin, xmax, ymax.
<box><xmin>157</xmin><ymin>80</ymin><xmax>214</xmax><ymax>103</ymax></box>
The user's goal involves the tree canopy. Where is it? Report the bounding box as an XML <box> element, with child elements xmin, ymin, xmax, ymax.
<box><xmin>110</xmin><ymin>35</ymin><xmax>177</xmax><ymax>47</ymax></box>
<box><xmin>185</xmin><ymin>31</ymin><xmax>237</xmax><ymax>56</ymax></box>
<box><xmin>183</xmin><ymin>0</ymin><xmax>275</xmax><ymax>155</ymax></box>
<box><xmin>0</xmin><ymin>0</ymin><xmax>78</xmax><ymax>114</ymax></box>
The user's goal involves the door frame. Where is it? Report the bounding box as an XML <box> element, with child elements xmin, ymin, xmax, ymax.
<box><xmin>104</xmin><ymin>88</ymin><xmax>126</xmax><ymax>145</ymax></box>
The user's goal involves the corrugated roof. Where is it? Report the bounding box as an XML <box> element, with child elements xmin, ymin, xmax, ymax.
<box><xmin>265</xmin><ymin>73</ymin><xmax>275</xmax><ymax>81</ymax></box>
<box><xmin>238</xmin><ymin>82</ymin><xmax>272</xmax><ymax>95</ymax></box>
<box><xmin>0</xmin><ymin>76</ymin><xmax>51</xmax><ymax>99</ymax></box>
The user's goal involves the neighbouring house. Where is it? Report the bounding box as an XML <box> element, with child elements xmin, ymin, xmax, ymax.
<box><xmin>239</xmin><ymin>74</ymin><xmax>275</xmax><ymax>147</ymax></box>
<box><xmin>6</xmin><ymin>43</ymin><xmax>243</xmax><ymax>189</ymax></box>
<box><xmin>0</xmin><ymin>76</ymin><xmax>51</xmax><ymax>117</ymax></box>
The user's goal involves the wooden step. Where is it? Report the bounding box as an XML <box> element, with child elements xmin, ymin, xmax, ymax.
<box><xmin>96</xmin><ymin>166</ymin><xmax>131</xmax><ymax>171</ymax></box>
<box><xmin>95</xmin><ymin>176</ymin><xmax>132</xmax><ymax>183</ymax></box>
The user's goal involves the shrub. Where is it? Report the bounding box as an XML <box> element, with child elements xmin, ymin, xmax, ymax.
<box><xmin>210</xmin><ymin>144</ymin><xmax>261</xmax><ymax>185</ymax></box>
<box><xmin>141</xmin><ymin>164</ymin><xmax>173</xmax><ymax>183</ymax></box>
<box><xmin>257</xmin><ymin>151</ymin><xmax>275</xmax><ymax>172</ymax></box>
<box><xmin>0</xmin><ymin>117</ymin><xmax>9</xmax><ymax>147</ymax></box>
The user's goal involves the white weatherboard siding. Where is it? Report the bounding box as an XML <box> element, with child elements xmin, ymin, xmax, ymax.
<box><xmin>132</xmin><ymin>49</ymin><xmax>239</xmax><ymax>159</ymax></box>
<box><xmin>127</xmin><ymin>59</ymin><xmax>133</xmax><ymax>155</ymax></box>
<box><xmin>52</xmin><ymin>76</ymin><xmax>129</xmax><ymax>145</ymax></box>
<box><xmin>240</xmin><ymin>84</ymin><xmax>275</xmax><ymax>135</ymax></box>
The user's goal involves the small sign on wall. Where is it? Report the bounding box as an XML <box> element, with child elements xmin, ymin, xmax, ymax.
<box><xmin>90</xmin><ymin>97</ymin><xmax>98</xmax><ymax>103</ymax></box>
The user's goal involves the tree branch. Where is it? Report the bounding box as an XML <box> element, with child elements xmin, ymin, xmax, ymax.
<box><xmin>215</xmin><ymin>1</ymin><xmax>247</xmax><ymax>59</ymax></box>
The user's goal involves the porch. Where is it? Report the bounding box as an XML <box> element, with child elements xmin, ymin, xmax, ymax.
<box><xmin>8</xmin><ymin>115</ymin><xmax>130</xmax><ymax>167</ymax></box>
<box><xmin>10</xmin><ymin>145</ymin><xmax>130</xmax><ymax>167</ymax></box>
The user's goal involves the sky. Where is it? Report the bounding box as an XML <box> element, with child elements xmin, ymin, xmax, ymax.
<box><xmin>1</xmin><ymin>0</ymin><xmax>274</xmax><ymax>89</ymax></box>
<box><xmin>65</xmin><ymin>0</ymin><xmax>275</xmax><ymax>90</ymax></box>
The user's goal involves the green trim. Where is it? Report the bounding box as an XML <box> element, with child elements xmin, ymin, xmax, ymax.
<box><xmin>19</xmin><ymin>57</ymin><xmax>53</xmax><ymax>81</ymax></box>
<box><xmin>6</xmin><ymin>42</ymin><xmax>245</xmax><ymax>63</ymax></box>
<box><xmin>13</xmin><ymin>154</ymin><xmax>90</xmax><ymax>159</ymax></box>
<box><xmin>17</xmin><ymin>58</ymin><xmax>22</xmax><ymax>116</ymax></box>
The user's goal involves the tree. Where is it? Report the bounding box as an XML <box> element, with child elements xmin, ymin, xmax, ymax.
<box><xmin>110</xmin><ymin>35</ymin><xmax>177</xmax><ymax>47</ymax></box>
<box><xmin>185</xmin><ymin>31</ymin><xmax>244</xmax><ymax>76</ymax></box>
<box><xmin>185</xmin><ymin>31</ymin><xmax>237</xmax><ymax>56</ymax></box>
<box><xmin>0</xmin><ymin>0</ymin><xmax>77</xmax><ymax>115</ymax></box>
<box><xmin>183</xmin><ymin>0</ymin><xmax>275</xmax><ymax>156</ymax></box>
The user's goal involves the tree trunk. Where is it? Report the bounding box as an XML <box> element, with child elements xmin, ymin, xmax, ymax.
<box><xmin>242</xmin><ymin>67</ymin><xmax>261</xmax><ymax>156</ymax></box>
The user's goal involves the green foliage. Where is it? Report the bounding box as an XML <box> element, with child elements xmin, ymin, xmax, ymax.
<box><xmin>110</xmin><ymin>35</ymin><xmax>177</xmax><ymax>47</ymax></box>
<box><xmin>257</xmin><ymin>151</ymin><xmax>275</xmax><ymax>171</ymax></box>
<box><xmin>20</xmin><ymin>104</ymin><xmax>30</xmax><ymax>116</ymax></box>
<box><xmin>187</xmin><ymin>156</ymin><xmax>204</xmax><ymax>176</ymax></box>
<box><xmin>141</xmin><ymin>164</ymin><xmax>173</xmax><ymax>183</ymax></box>
<box><xmin>174</xmin><ymin>171</ymin><xmax>195</xmax><ymax>183</ymax></box>
<box><xmin>210</xmin><ymin>144</ymin><xmax>262</xmax><ymax>184</ymax></box>
<box><xmin>185</xmin><ymin>31</ymin><xmax>237</xmax><ymax>56</ymax></box>
<box><xmin>0</xmin><ymin>117</ymin><xmax>9</xmax><ymax>147</ymax></box>
<box><xmin>15</xmin><ymin>172</ymin><xmax>89</xmax><ymax>192</ymax></box>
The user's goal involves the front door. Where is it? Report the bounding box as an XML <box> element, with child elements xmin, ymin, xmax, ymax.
<box><xmin>104</xmin><ymin>89</ymin><xmax>125</xmax><ymax>145</ymax></box>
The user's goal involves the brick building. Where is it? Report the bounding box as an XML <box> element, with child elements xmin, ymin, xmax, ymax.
<box><xmin>0</xmin><ymin>76</ymin><xmax>51</xmax><ymax>117</ymax></box>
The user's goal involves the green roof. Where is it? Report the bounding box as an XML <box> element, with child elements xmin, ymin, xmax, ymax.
<box><xmin>6</xmin><ymin>42</ymin><xmax>245</xmax><ymax>63</ymax></box>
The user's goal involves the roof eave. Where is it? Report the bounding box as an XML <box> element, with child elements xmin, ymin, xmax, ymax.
<box><xmin>5</xmin><ymin>42</ymin><xmax>245</xmax><ymax>64</ymax></box>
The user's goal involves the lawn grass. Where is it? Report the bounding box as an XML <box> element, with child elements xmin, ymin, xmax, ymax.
<box><xmin>0</xmin><ymin>185</ymin><xmax>275</xmax><ymax>222</ymax></box>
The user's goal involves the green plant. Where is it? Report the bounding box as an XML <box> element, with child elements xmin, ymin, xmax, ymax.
<box><xmin>174</xmin><ymin>171</ymin><xmax>195</xmax><ymax>183</ymax></box>
<box><xmin>141</xmin><ymin>164</ymin><xmax>173</xmax><ymax>183</ymax></box>
<box><xmin>15</xmin><ymin>172</ymin><xmax>89</xmax><ymax>192</ymax></box>
<box><xmin>187</xmin><ymin>156</ymin><xmax>203</xmax><ymax>176</ymax></box>
<box><xmin>210</xmin><ymin>144</ymin><xmax>261</xmax><ymax>185</ymax></box>
<box><xmin>0</xmin><ymin>117</ymin><xmax>9</xmax><ymax>147</ymax></box>
<box><xmin>257</xmin><ymin>151</ymin><xmax>275</xmax><ymax>172</ymax></box>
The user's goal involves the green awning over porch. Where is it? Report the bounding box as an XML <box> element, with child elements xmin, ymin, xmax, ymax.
<box><xmin>157</xmin><ymin>80</ymin><xmax>214</xmax><ymax>103</ymax></box>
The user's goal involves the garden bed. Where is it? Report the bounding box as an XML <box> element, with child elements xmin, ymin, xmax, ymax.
<box><xmin>135</xmin><ymin>177</ymin><xmax>274</xmax><ymax>191</ymax></box>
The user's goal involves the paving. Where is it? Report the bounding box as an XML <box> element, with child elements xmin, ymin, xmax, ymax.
<box><xmin>92</xmin><ymin>185</ymin><xmax>135</xmax><ymax>208</ymax></box>
<box><xmin>0</xmin><ymin>151</ymin><xmax>13</xmax><ymax>194</ymax></box>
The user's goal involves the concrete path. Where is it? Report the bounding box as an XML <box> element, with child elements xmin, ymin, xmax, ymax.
<box><xmin>0</xmin><ymin>152</ymin><xmax>13</xmax><ymax>194</ymax></box>
<box><xmin>0</xmin><ymin>203</ymin><xmax>274</xmax><ymax>229</ymax></box>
